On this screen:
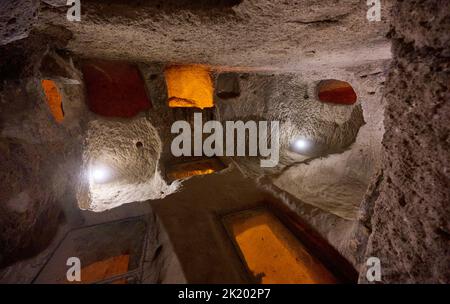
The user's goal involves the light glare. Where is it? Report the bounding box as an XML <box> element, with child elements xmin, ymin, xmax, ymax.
<box><xmin>91</xmin><ymin>166</ymin><xmax>111</xmax><ymax>184</ymax></box>
<box><xmin>293</xmin><ymin>139</ymin><xmax>309</xmax><ymax>151</ymax></box>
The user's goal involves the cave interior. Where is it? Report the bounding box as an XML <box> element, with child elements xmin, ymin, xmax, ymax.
<box><xmin>0</xmin><ymin>0</ymin><xmax>448</xmax><ymax>284</ymax></box>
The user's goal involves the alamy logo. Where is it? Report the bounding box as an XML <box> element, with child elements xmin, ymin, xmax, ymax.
<box><xmin>367</xmin><ymin>0</ymin><xmax>381</xmax><ymax>22</ymax></box>
<box><xmin>171</xmin><ymin>113</ymin><xmax>280</xmax><ymax>168</ymax></box>
<box><xmin>67</xmin><ymin>0</ymin><xmax>81</xmax><ymax>22</ymax></box>
<box><xmin>66</xmin><ymin>257</ymin><xmax>81</xmax><ymax>282</ymax></box>
<box><xmin>366</xmin><ymin>257</ymin><xmax>382</xmax><ymax>282</ymax></box>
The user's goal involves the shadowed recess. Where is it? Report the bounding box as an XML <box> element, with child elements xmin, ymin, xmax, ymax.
<box><xmin>317</xmin><ymin>79</ymin><xmax>357</xmax><ymax>105</ymax></box>
<box><xmin>81</xmin><ymin>60</ymin><xmax>152</xmax><ymax>117</ymax></box>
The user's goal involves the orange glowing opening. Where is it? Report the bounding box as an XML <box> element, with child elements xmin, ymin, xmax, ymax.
<box><xmin>41</xmin><ymin>79</ymin><xmax>64</xmax><ymax>123</ymax></box>
<box><xmin>317</xmin><ymin>79</ymin><xmax>357</xmax><ymax>105</ymax></box>
<box><xmin>224</xmin><ymin>209</ymin><xmax>337</xmax><ymax>284</ymax></box>
<box><xmin>165</xmin><ymin>65</ymin><xmax>213</xmax><ymax>109</ymax></box>
<box><xmin>77</xmin><ymin>255</ymin><xmax>130</xmax><ymax>284</ymax></box>
<box><xmin>168</xmin><ymin>168</ymin><xmax>215</xmax><ymax>181</ymax></box>
<box><xmin>166</xmin><ymin>158</ymin><xmax>225</xmax><ymax>182</ymax></box>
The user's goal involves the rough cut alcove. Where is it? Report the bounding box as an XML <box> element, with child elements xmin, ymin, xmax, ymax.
<box><xmin>81</xmin><ymin>59</ymin><xmax>152</xmax><ymax>118</ymax></box>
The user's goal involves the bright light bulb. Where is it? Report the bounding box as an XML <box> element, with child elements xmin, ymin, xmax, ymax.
<box><xmin>91</xmin><ymin>166</ymin><xmax>111</xmax><ymax>184</ymax></box>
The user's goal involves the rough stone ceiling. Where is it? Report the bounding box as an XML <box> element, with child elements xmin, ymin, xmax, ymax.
<box><xmin>37</xmin><ymin>0</ymin><xmax>393</xmax><ymax>71</ymax></box>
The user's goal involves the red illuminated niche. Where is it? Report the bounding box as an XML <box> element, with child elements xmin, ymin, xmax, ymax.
<box><xmin>82</xmin><ymin>60</ymin><xmax>151</xmax><ymax>117</ymax></box>
<box><xmin>317</xmin><ymin>79</ymin><xmax>357</xmax><ymax>105</ymax></box>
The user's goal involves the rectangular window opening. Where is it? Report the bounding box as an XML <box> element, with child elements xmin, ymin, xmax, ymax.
<box><xmin>223</xmin><ymin>207</ymin><xmax>340</xmax><ymax>284</ymax></box>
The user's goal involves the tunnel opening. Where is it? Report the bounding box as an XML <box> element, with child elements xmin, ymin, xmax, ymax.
<box><xmin>33</xmin><ymin>219</ymin><xmax>146</xmax><ymax>284</ymax></box>
<box><xmin>316</xmin><ymin>79</ymin><xmax>357</xmax><ymax>105</ymax></box>
<box><xmin>165</xmin><ymin>65</ymin><xmax>214</xmax><ymax>109</ymax></box>
<box><xmin>41</xmin><ymin>79</ymin><xmax>64</xmax><ymax>123</ymax></box>
<box><xmin>81</xmin><ymin>60</ymin><xmax>152</xmax><ymax>117</ymax></box>
<box><xmin>165</xmin><ymin>157</ymin><xmax>226</xmax><ymax>182</ymax></box>
<box><xmin>223</xmin><ymin>207</ymin><xmax>339</xmax><ymax>284</ymax></box>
